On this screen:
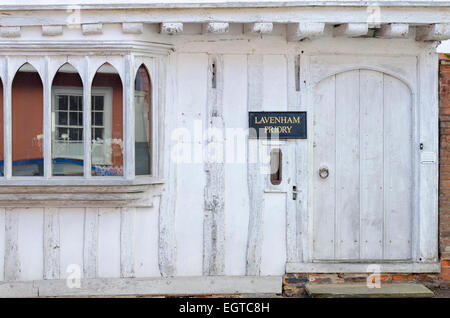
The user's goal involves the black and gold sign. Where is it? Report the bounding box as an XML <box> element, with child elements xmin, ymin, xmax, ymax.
<box><xmin>249</xmin><ymin>111</ymin><xmax>307</xmax><ymax>139</ymax></box>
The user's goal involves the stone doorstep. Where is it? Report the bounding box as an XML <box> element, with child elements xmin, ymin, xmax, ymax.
<box><xmin>305</xmin><ymin>283</ymin><xmax>434</xmax><ymax>298</ymax></box>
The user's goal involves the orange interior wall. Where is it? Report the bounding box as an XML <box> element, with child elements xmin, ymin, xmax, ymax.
<box><xmin>0</xmin><ymin>80</ymin><xmax>3</xmax><ymax>163</ymax></box>
<box><xmin>11</xmin><ymin>71</ymin><xmax>123</xmax><ymax>168</ymax></box>
<box><xmin>12</xmin><ymin>72</ymin><xmax>43</xmax><ymax>163</ymax></box>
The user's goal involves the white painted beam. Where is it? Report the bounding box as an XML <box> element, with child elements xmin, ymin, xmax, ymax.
<box><xmin>245</xmin><ymin>22</ymin><xmax>273</xmax><ymax>34</ymax></box>
<box><xmin>287</xmin><ymin>22</ymin><xmax>325</xmax><ymax>41</ymax></box>
<box><xmin>416</xmin><ymin>23</ymin><xmax>450</xmax><ymax>41</ymax></box>
<box><xmin>42</xmin><ymin>25</ymin><xmax>63</xmax><ymax>36</ymax></box>
<box><xmin>36</xmin><ymin>276</ymin><xmax>283</xmax><ymax>297</ymax></box>
<box><xmin>0</xmin><ymin>26</ymin><xmax>20</xmax><ymax>38</ymax></box>
<box><xmin>286</xmin><ymin>262</ymin><xmax>440</xmax><ymax>273</ymax></box>
<box><xmin>333</xmin><ymin>23</ymin><xmax>369</xmax><ymax>37</ymax></box>
<box><xmin>375</xmin><ymin>23</ymin><xmax>409</xmax><ymax>39</ymax></box>
<box><xmin>160</xmin><ymin>22</ymin><xmax>183</xmax><ymax>34</ymax></box>
<box><xmin>122</xmin><ymin>22</ymin><xmax>143</xmax><ymax>35</ymax></box>
<box><xmin>82</xmin><ymin>23</ymin><xmax>103</xmax><ymax>35</ymax></box>
<box><xmin>203</xmin><ymin>22</ymin><xmax>229</xmax><ymax>34</ymax></box>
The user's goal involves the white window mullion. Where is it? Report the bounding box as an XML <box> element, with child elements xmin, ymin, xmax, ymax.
<box><xmin>43</xmin><ymin>56</ymin><xmax>52</xmax><ymax>179</ymax></box>
<box><xmin>125</xmin><ymin>54</ymin><xmax>135</xmax><ymax>180</ymax></box>
<box><xmin>84</xmin><ymin>57</ymin><xmax>92</xmax><ymax>178</ymax></box>
<box><xmin>4</xmin><ymin>57</ymin><xmax>12</xmax><ymax>179</ymax></box>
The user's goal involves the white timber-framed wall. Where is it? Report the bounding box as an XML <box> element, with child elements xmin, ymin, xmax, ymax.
<box><xmin>0</xmin><ymin>1</ymin><xmax>448</xmax><ymax>296</ymax></box>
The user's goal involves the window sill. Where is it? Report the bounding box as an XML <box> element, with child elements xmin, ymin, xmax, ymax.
<box><xmin>0</xmin><ymin>176</ymin><xmax>164</xmax><ymax>208</ymax></box>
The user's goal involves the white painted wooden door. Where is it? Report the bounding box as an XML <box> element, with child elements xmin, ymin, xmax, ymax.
<box><xmin>312</xmin><ymin>69</ymin><xmax>413</xmax><ymax>261</ymax></box>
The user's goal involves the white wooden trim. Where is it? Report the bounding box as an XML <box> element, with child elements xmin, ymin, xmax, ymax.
<box><xmin>125</xmin><ymin>54</ymin><xmax>135</xmax><ymax>180</ymax></box>
<box><xmin>83</xmin><ymin>57</ymin><xmax>92</xmax><ymax>178</ymax></box>
<box><xmin>4</xmin><ymin>209</ymin><xmax>20</xmax><ymax>281</ymax></box>
<box><xmin>286</xmin><ymin>262</ymin><xmax>440</xmax><ymax>273</ymax></box>
<box><xmin>287</xmin><ymin>23</ymin><xmax>325</xmax><ymax>41</ymax></box>
<box><xmin>83</xmin><ymin>208</ymin><xmax>98</xmax><ymax>279</ymax></box>
<box><xmin>333</xmin><ymin>23</ymin><xmax>368</xmax><ymax>37</ymax></box>
<box><xmin>43</xmin><ymin>57</ymin><xmax>52</xmax><ymax>178</ymax></box>
<box><xmin>41</xmin><ymin>25</ymin><xmax>63</xmax><ymax>37</ymax></box>
<box><xmin>157</xmin><ymin>52</ymin><xmax>177</xmax><ymax>277</ymax></box>
<box><xmin>203</xmin><ymin>22</ymin><xmax>229</xmax><ymax>34</ymax></box>
<box><xmin>246</xmin><ymin>54</ymin><xmax>264</xmax><ymax>275</ymax></box>
<box><xmin>122</xmin><ymin>23</ymin><xmax>143</xmax><ymax>35</ymax></box>
<box><xmin>245</xmin><ymin>23</ymin><xmax>273</xmax><ymax>35</ymax></box>
<box><xmin>82</xmin><ymin>24</ymin><xmax>103</xmax><ymax>36</ymax></box>
<box><xmin>375</xmin><ymin>24</ymin><xmax>409</xmax><ymax>39</ymax></box>
<box><xmin>0</xmin><ymin>6</ymin><xmax>448</xmax><ymax>25</ymax></box>
<box><xmin>416</xmin><ymin>23</ymin><xmax>450</xmax><ymax>41</ymax></box>
<box><xmin>43</xmin><ymin>208</ymin><xmax>60</xmax><ymax>280</ymax></box>
<box><xmin>203</xmin><ymin>54</ymin><xmax>225</xmax><ymax>276</ymax></box>
<box><xmin>0</xmin><ymin>275</ymin><xmax>282</xmax><ymax>298</ymax></box>
<box><xmin>0</xmin><ymin>27</ymin><xmax>20</xmax><ymax>38</ymax></box>
<box><xmin>160</xmin><ymin>23</ymin><xmax>183</xmax><ymax>34</ymax></box>
<box><xmin>3</xmin><ymin>57</ymin><xmax>12</xmax><ymax>179</ymax></box>
<box><xmin>0</xmin><ymin>1</ymin><xmax>449</xmax><ymax>10</ymax></box>
<box><xmin>120</xmin><ymin>207</ymin><xmax>136</xmax><ymax>278</ymax></box>
<box><xmin>417</xmin><ymin>46</ymin><xmax>439</xmax><ymax>262</ymax></box>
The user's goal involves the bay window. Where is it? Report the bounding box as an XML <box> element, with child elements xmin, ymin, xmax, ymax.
<box><xmin>0</xmin><ymin>54</ymin><xmax>160</xmax><ymax>195</ymax></box>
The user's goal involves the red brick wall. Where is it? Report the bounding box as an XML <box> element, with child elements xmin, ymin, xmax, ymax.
<box><xmin>440</xmin><ymin>53</ymin><xmax>450</xmax><ymax>282</ymax></box>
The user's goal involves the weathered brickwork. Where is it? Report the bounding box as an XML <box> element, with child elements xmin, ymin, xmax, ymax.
<box><xmin>283</xmin><ymin>273</ymin><xmax>442</xmax><ymax>297</ymax></box>
<box><xmin>440</xmin><ymin>53</ymin><xmax>450</xmax><ymax>284</ymax></box>
<box><xmin>283</xmin><ymin>54</ymin><xmax>450</xmax><ymax>297</ymax></box>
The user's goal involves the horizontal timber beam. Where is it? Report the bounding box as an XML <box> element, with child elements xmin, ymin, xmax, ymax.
<box><xmin>0</xmin><ymin>276</ymin><xmax>283</xmax><ymax>297</ymax></box>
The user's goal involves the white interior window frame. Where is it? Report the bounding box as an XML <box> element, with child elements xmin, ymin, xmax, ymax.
<box><xmin>52</xmin><ymin>86</ymin><xmax>114</xmax><ymax>171</ymax></box>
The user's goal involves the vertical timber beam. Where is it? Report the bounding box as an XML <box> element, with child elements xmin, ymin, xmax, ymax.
<box><xmin>246</xmin><ymin>55</ymin><xmax>265</xmax><ymax>275</ymax></box>
<box><xmin>4</xmin><ymin>209</ymin><xmax>19</xmax><ymax>281</ymax></box>
<box><xmin>43</xmin><ymin>208</ymin><xmax>60</xmax><ymax>280</ymax></box>
<box><xmin>158</xmin><ymin>52</ymin><xmax>177</xmax><ymax>277</ymax></box>
<box><xmin>203</xmin><ymin>55</ymin><xmax>225</xmax><ymax>276</ymax></box>
<box><xmin>83</xmin><ymin>208</ymin><xmax>98</xmax><ymax>278</ymax></box>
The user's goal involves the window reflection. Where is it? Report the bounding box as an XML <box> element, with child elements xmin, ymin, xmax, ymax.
<box><xmin>135</xmin><ymin>65</ymin><xmax>152</xmax><ymax>175</ymax></box>
<box><xmin>0</xmin><ymin>79</ymin><xmax>3</xmax><ymax>176</ymax></box>
<box><xmin>12</xmin><ymin>64</ymin><xmax>43</xmax><ymax>176</ymax></box>
<box><xmin>51</xmin><ymin>64</ymin><xmax>84</xmax><ymax>176</ymax></box>
<box><xmin>91</xmin><ymin>63</ymin><xmax>123</xmax><ymax>176</ymax></box>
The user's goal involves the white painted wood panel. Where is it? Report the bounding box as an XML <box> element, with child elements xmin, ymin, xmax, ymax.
<box><xmin>174</xmin><ymin>53</ymin><xmax>207</xmax><ymax>276</ymax></box>
<box><xmin>260</xmin><ymin>193</ymin><xmax>286</xmax><ymax>276</ymax></box>
<box><xmin>134</xmin><ymin>206</ymin><xmax>160</xmax><ymax>277</ymax></box>
<box><xmin>335</xmin><ymin>70</ymin><xmax>360</xmax><ymax>260</ymax></box>
<box><xmin>223</xmin><ymin>54</ymin><xmax>249</xmax><ymax>276</ymax></box>
<box><xmin>59</xmin><ymin>208</ymin><xmax>84</xmax><ymax>279</ymax></box>
<box><xmin>97</xmin><ymin>208</ymin><xmax>121</xmax><ymax>278</ymax></box>
<box><xmin>43</xmin><ymin>208</ymin><xmax>60</xmax><ymax>280</ymax></box>
<box><xmin>313</xmin><ymin>75</ymin><xmax>336</xmax><ymax>260</ymax></box>
<box><xmin>383</xmin><ymin>74</ymin><xmax>412</xmax><ymax>260</ymax></box>
<box><xmin>120</xmin><ymin>207</ymin><xmax>136</xmax><ymax>278</ymax></box>
<box><xmin>0</xmin><ymin>208</ymin><xmax>5</xmax><ymax>281</ymax></box>
<box><xmin>359</xmin><ymin>70</ymin><xmax>384</xmax><ymax>260</ymax></box>
<box><xmin>262</xmin><ymin>55</ymin><xmax>287</xmax><ymax>111</ymax></box>
<box><xmin>17</xmin><ymin>208</ymin><xmax>44</xmax><ymax>281</ymax></box>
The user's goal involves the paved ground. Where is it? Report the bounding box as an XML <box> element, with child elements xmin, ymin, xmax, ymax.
<box><xmin>430</xmin><ymin>287</ymin><xmax>450</xmax><ymax>298</ymax></box>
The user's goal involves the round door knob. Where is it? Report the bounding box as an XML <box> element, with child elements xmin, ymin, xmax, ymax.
<box><xmin>319</xmin><ymin>167</ymin><xmax>329</xmax><ymax>179</ymax></box>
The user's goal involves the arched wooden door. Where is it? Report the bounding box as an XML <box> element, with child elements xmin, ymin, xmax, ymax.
<box><xmin>312</xmin><ymin>69</ymin><xmax>413</xmax><ymax>261</ymax></box>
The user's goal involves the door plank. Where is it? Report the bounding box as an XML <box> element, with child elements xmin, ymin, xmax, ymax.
<box><xmin>335</xmin><ymin>70</ymin><xmax>361</xmax><ymax>260</ymax></box>
<box><xmin>313</xmin><ymin>75</ymin><xmax>336</xmax><ymax>260</ymax></box>
<box><xmin>383</xmin><ymin>74</ymin><xmax>412</xmax><ymax>260</ymax></box>
<box><xmin>360</xmin><ymin>70</ymin><xmax>384</xmax><ymax>260</ymax></box>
